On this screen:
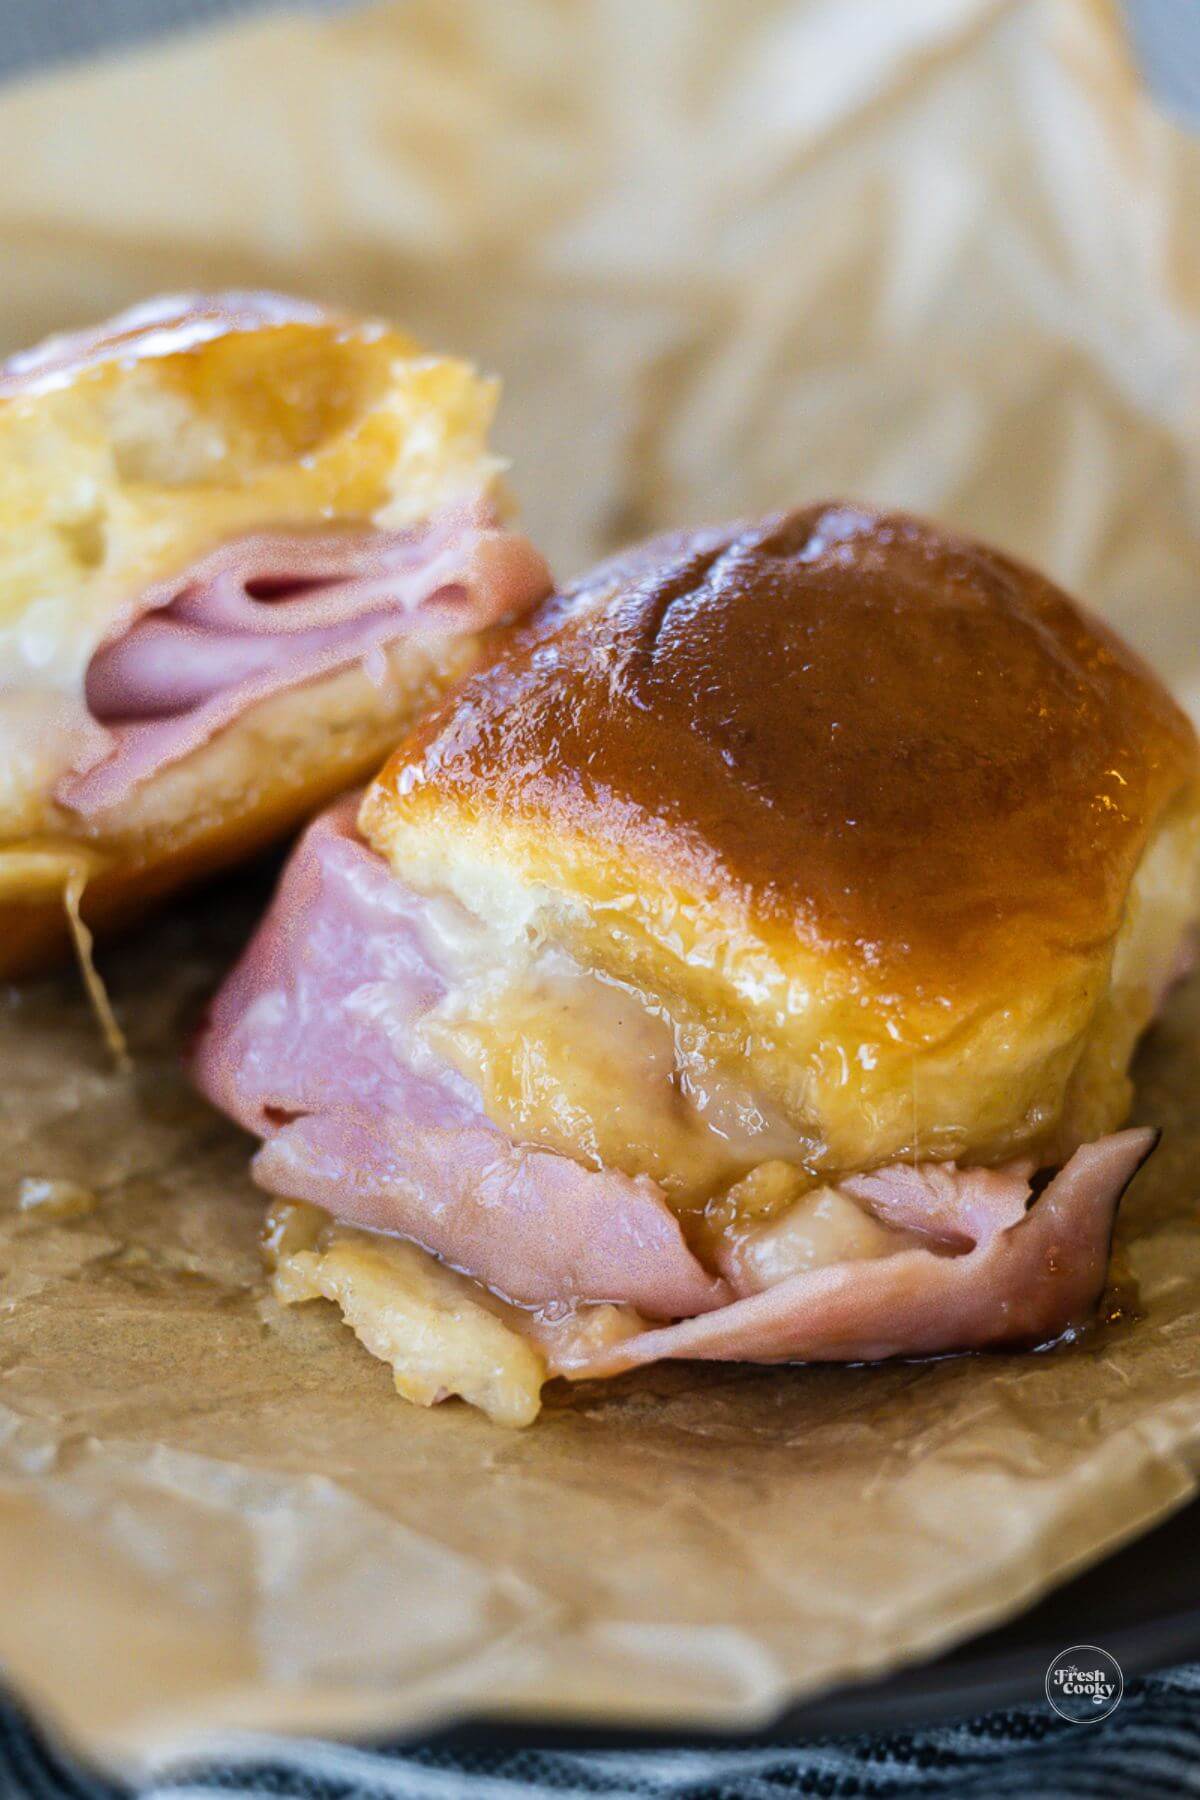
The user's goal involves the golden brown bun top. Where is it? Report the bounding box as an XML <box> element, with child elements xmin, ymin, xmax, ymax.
<box><xmin>378</xmin><ymin>504</ymin><xmax>1199</xmax><ymax>991</ymax></box>
<box><xmin>0</xmin><ymin>291</ymin><xmax>338</xmax><ymax>397</ymax></box>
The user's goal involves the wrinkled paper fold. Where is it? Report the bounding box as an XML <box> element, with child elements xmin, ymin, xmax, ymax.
<box><xmin>1</xmin><ymin>0</ymin><xmax>1199</xmax><ymax>1775</ymax></box>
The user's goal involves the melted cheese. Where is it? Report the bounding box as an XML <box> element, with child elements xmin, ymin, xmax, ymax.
<box><xmin>424</xmin><ymin>941</ymin><xmax>811</xmax><ymax>1214</ymax></box>
<box><xmin>714</xmin><ymin>1163</ymin><xmax>929</xmax><ymax>1293</ymax></box>
<box><xmin>263</xmin><ymin>1199</ymin><xmax>547</xmax><ymax>1428</ymax></box>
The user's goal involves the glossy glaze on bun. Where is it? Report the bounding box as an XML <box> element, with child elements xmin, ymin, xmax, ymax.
<box><xmin>363</xmin><ymin>504</ymin><xmax>1200</xmax><ymax>1177</ymax></box>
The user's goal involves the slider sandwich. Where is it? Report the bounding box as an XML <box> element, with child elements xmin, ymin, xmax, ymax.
<box><xmin>0</xmin><ymin>293</ymin><xmax>551</xmax><ymax>977</ymax></box>
<box><xmin>192</xmin><ymin>505</ymin><xmax>1200</xmax><ymax>1425</ymax></box>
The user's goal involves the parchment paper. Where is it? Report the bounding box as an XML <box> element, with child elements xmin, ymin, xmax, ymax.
<box><xmin>1</xmin><ymin>0</ymin><xmax>1200</xmax><ymax>1777</ymax></box>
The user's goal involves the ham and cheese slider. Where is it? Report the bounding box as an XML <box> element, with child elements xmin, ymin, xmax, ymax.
<box><xmin>0</xmin><ymin>293</ymin><xmax>551</xmax><ymax>976</ymax></box>
<box><xmin>192</xmin><ymin>504</ymin><xmax>1200</xmax><ymax>1425</ymax></box>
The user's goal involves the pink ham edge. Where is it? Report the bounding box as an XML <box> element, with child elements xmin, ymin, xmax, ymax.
<box><xmin>839</xmin><ymin>1160</ymin><xmax>1035</xmax><ymax>1249</ymax></box>
<box><xmin>55</xmin><ymin>502</ymin><xmax>552</xmax><ymax>817</ymax></box>
<box><xmin>188</xmin><ymin>798</ymin><xmax>1158</xmax><ymax>1372</ymax></box>
<box><xmin>546</xmin><ymin>1130</ymin><xmax>1155</xmax><ymax>1379</ymax></box>
<box><xmin>189</xmin><ymin>798</ymin><xmax>728</xmax><ymax>1321</ymax></box>
<box><xmin>253</xmin><ymin>1112</ymin><xmax>728</xmax><ymax>1317</ymax></box>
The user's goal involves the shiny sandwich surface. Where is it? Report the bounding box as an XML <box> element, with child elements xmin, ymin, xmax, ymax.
<box><xmin>192</xmin><ymin>504</ymin><xmax>1200</xmax><ymax>1425</ymax></box>
<box><xmin>0</xmin><ymin>292</ymin><xmax>551</xmax><ymax>975</ymax></box>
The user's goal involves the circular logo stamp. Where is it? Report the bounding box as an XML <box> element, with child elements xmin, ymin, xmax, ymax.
<box><xmin>1045</xmin><ymin>1645</ymin><xmax>1124</xmax><ymax>1723</ymax></box>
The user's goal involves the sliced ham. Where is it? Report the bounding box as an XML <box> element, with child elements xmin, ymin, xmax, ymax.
<box><xmin>839</xmin><ymin>1160</ymin><xmax>1036</xmax><ymax>1250</ymax></box>
<box><xmin>254</xmin><ymin>1111</ymin><xmax>728</xmax><ymax>1318</ymax></box>
<box><xmin>55</xmin><ymin>502</ymin><xmax>551</xmax><ymax>816</ymax></box>
<box><xmin>191</xmin><ymin>799</ymin><xmax>727</xmax><ymax>1321</ymax></box>
<box><xmin>544</xmin><ymin>1131</ymin><xmax>1154</xmax><ymax>1379</ymax></box>
<box><xmin>190</xmin><ymin>800</ymin><xmax>1156</xmax><ymax>1374</ymax></box>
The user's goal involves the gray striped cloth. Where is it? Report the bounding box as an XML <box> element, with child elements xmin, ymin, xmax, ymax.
<box><xmin>5</xmin><ymin>1669</ymin><xmax>1200</xmax><ymax>1798</ymax></box>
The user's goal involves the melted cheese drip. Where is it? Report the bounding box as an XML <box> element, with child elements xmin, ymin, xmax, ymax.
<box><xmin>424</xmin><ymin>944</ymin><xmax>811</xmax><ymax>1215</ymax></box>
<box><xmin>63</xmin><ymin>870</ymin><xmax>130</xmax><ymax>1070</ymax></box>
<box><xmin>715</xmin><ymin>1163</ymin><xmax>929</xmax><ymax>1293</ymax></box>
<box><xmin>263</xmin><ymin>1198</ymin><xmax>547</xmax><ymax>1428</ymax></box>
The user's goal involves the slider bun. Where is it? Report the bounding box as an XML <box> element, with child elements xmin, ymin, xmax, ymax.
<box><xmin>0</xmin><ymin>293</ymin><xmax>519</xmax><ymax>975</ymax></box>
<box><xmin>362</xmin><ymin>504</ymin><xmax>1200</xmax><ymax>1176</ymax></box>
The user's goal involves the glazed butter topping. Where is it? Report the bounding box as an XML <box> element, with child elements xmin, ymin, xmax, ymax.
<box><xmin>376</xmin><ymin>504</ymin><xmax>1199</xmax><ymax>997</ymax></box>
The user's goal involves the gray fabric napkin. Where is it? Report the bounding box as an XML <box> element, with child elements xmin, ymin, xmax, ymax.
<box><xmin>6</xmin><ymin>1670</ymin><xmax>1200</xmax><ymax>1800</ymax></box>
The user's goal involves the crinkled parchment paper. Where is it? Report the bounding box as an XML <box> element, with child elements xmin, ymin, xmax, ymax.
<box><xmin>1</xmin><ymin>0</ymin><xmax>1199</xmax><ymax>1776</ymax></box>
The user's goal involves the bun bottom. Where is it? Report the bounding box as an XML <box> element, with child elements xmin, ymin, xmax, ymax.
<box><xmin>0</xmin><ymin>633</ymin><xmax>484</xmax><ymax>979</ymax></box>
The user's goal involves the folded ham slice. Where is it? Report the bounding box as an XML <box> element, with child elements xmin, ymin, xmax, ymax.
<box><xmin>193</xmin><ymin>799</ymin><xmax>727</xmax><ymax>1321</ymax></box>
<box><xmin>544</xmin><ymin>1133</ymin><xmax>1152</xmax><ymax>1378</ymax></box>
<box><xmin>56</xmin><ymin>502</ymin><xmax>551</xmax><ymax>816</ymax></box>
<box><xmin>190</xmin><ymin>802</ymin><xmax>1155</xmax><ymax>1375</ymax></box>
